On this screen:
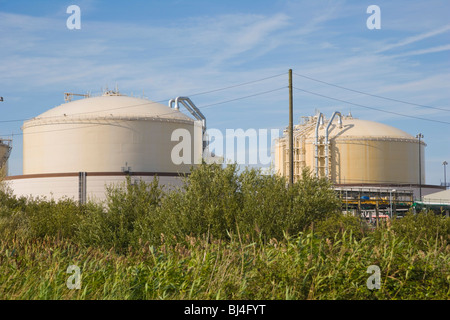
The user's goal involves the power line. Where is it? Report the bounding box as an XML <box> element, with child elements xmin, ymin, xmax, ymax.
<box><xmin>293</xmin><ymin>86</ymin><xmax>450</xmax><ymax>125</ymax></box>
<box><xmin>197</xmin><ymin>87</ymin><xmax>286</xmax><ymax>109</ymax></box>
<box><xmin>0</xmin><ymin>72</ymin><xmax>287</xmax><ymax>124</ymax></box>
<box><xmin>0</xmin><ymin>87</ymin><xmax>287</xmax><ymax>137</ymax></box>
<box><xmin>189</xmin><ymin>72</ymin><xmax>286</xmax><ymax>97</ymax></box>
<box><xmin>293</xmin><ymin>72</ymin><xmax>450</xmax><ymax>113</ymax></box>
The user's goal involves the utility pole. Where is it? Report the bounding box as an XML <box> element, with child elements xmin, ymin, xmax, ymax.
<box><xmin>289</xmin><ymin>69</ymin><xmax>294</xmax><ymax>186</ymax></box>
<box><xmin>444</xmin><ymin>161</ymin><xmax>448</xmax><ymax>189</ymax></box>
<box><xmin>416</xmin><ymin>133</ymin><xmax>424</xmax><ymax>200</ymax></box>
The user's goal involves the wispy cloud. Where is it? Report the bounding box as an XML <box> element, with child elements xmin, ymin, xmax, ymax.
<box><xmin>377</xmin><ymin>24</ymin><xmax>450</xmax><ymax>53</ymax></box>
<box><xmin>1</xmin><ymin>0</ymin><xmax>450</xmax><ymax>183</ymax></box>
<box><xmin>389</xmin><ymin>44</ymin><xmax>450</xmax><ymax>58</ymax></box>
<box><xmin>205</xmin><ymin>13</ymin><xmax>291</xmax><ymax>67</ymax></box>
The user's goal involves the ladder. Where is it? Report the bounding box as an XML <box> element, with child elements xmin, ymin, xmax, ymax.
<box><xmin>291</xmin><ymin>121</ymin><xmax>316</xmax><ymax>181</ymax></box>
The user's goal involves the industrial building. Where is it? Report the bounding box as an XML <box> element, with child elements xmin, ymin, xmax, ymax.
<box><xmin>0</xmin><ymin>138</ymin><xmax>12</xmax><ymax>177</ymax></box>
<box><xmin>4</xmin><ymin>90</ymin><xmax>207</xmax><ymax>203</ymax></box>
<box><xmin>415</xmin><ymin>189</ymin><xmax>450</xmax><ymax>215</ymax></box>
<box><xmin>274</xmin><ymin>111</ymin><xmax>446</xmax><ymax>217</ymax></box>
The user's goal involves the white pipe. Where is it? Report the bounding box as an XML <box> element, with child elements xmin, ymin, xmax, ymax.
<box><xmin>168</xmin><ymin>99</ymin><xmax>175</xmax><ymax>109</ymax></box>
<box><xmin>172</xmin><ymin>96</ymin><xmax>207</xmax><ymax>151</ymax></box>
<box><xmin>175</xmin><ymin>97</ymin><xmax>206</xmax><ymax>129</ymax></box>
<box><xmin>325</xmin><ymin>111</ymin><xmax>343</xmax><ymax>179</ymax></box>
<box><xmin>314</xmin><ymin>113</ymin><xmax>324</xmax><ymax>177</ymax></box>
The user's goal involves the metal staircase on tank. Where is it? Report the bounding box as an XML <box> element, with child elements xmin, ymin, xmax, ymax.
<box><xmin>314</xmin><ymin>136</ymin><xmax>326</xmax><ymax>179</ymax></box>
<box><xmin>292</xmin><ymin>121</ymin><xmax>316</xmax><ymax>181</ymax></box>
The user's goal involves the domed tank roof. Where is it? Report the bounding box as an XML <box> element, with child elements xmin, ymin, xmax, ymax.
<box><xmin>312</xmin><ymin>116</ymin><xmax>420</xmax><ymax>142</ymax></box>
<box><xmin>24</xmin><ymin>92</ymin><xmax>194</xmax><ymax>128</ymax></box>
<box><xmin>329</xmin><ymin>118</ymin><xmax>415</xmax><ymax>140</ymax></box>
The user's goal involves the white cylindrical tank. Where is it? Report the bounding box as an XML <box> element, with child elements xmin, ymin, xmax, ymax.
<box><xmin>275</xmin><ymin>113</ymin><xmax>425</xmax><ymax>185</ymax></box>
<box><xmin>22</xmin><ymin>92</ymin><xmax>203</xmax><ymax>175</ymax></box>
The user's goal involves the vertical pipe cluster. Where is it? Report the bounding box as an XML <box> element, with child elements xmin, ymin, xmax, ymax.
<box><xmin>289</xmin><ymin>69</ymin><xmax>293</xmax><ymax>186</ymax></box>
<box><xmin>314</xmin><ymin>113</ymin><xmax>324</xmax><ymax>177</ymax></box>
<box><xmin>325</xmin><ymin>112</ymin><xmax>343</xmax><ymax>179</ymax></box>
<box><xmin>416</xmin><ymin>133</ymin><xmax>424</xmax><ymax>200</ymax></box>
<box><xmin>78</xmin><ymin>172</ymin><xmax>87</xmax><ymax>205</ymax></box>
<box><xmin>313</xmin><ymin>111</ymin><xmax>342</xmax><ymax>179</ymax></box>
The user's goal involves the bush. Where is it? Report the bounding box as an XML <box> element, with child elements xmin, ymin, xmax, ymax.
<box><xmin>0</xmin><ymin>190</ymin><xmax>81</xmax><ymax>239</ymax></box>
<box><xmin>0</xmin><ymin>164</ymin><xmax>449</xmax><ymax>299</ymax></box>
<box><xmin>314</xmin><ymin>213</ymin><xmax>368</xmax><ymax>241</ymax></box>
<box><xmin>154</xmin><ymin>164</ymin><xmax>341</xmax><ymax>244</ymax></box>
<box><xmin>389</xmin><ymin>210</ymin><xmax>450</xmax><ymax>247</ymax></box>
<box><xmin>0</xmin><ymin>163</ymin><xmax>360</xmax><ymax>248</ymax></box>
<box><xmin>76</xmin><ymin>176</ymin><xmax>163</xmax><ymax>252</ymax></box>
<box><xmin>238</xmin><ymin>167</ymin><xmax>290</xmax><ymax>240</ymax></box>
<box><xmin>162</xmin><ymin>163</ymin><xmax>242</xmax><ymax>241</ymax></box>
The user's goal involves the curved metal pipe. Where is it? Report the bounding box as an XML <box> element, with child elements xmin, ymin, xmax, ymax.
<box><xmin>314</xmin><ymin>113</ymin><xmax>324</xmax><ymax>177</ymax></box>
<box><xmin>171</xmin><ymin>96</ymin><xmax>207</xmax><ymax>151</ymax></box>
<box><xmin>325</xmin><ymin>111</ymin><xmax>343</xmax><ymax>179</ymax></box>
<box><xmin>175</xmin><ymin>97</ymin><xmax>206</xmax><ymax>128</ymax></box>
<box><xmin>168</xmin><ymin>99</ymin><xmax>175</xmax><ymax>109</ymax></box>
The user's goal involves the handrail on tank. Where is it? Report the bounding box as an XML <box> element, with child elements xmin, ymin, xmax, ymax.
<box><xmin>314</xmin><ymin>113</ymin><xmax>324</xmax><ymax>177</ymax></box>
<box><xmin>325</xmin><ymin>111</ymin><xmax>343</xmax><ymax>179</ymax></box>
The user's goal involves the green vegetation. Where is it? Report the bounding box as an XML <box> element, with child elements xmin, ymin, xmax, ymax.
<box><xmin>0</xmin><ymin>164</ymin><xmax>449</xmax><ymax>299</ymax></box>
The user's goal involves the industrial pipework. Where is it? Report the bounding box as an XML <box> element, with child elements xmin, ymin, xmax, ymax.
<box><xmin>314</xmin><ymin>113</ymin><xmax>324</xmax><ymax>177</ymax></box>
<box><xmin>325</xmin><ymin>111</ymin><xmax>343</xmax><ymax>179</ymax></box>
<box><xmin>169</xmin><ymin>96</ymin><xmax>207</xmax><ymax>151</ymax></box>
<box><xmin>313</xmin><ymin>111</ymin><xmax>343</xmax><ymax>178</ymax></box>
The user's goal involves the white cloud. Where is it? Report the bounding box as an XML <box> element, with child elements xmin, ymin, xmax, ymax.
<box><xmin>389</xmin><ymin>44</ymin><xmax>450</xmax><ymax>58</ymax></box>
<box><xmin>1</xmin><ymin>1</ymin><xmax>450</xmax><ymax>183</ymax></box>
<box><xmin>376</xmin><ymin>24</ymin><xmax>450</xmax><ymax>53</ymax></box>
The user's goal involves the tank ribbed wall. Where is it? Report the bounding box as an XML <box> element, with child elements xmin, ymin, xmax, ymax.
<box><xmin>22</xmin><ymin>95</ymin><xmax>203</xmax><ymax>175</ymax></box>
<box><xmin>274</xmin><ymin>114</ymin><xmax>425</xmax><ymax>185</ymax></box>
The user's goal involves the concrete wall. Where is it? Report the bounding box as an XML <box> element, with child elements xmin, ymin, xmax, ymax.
<box><xmin>5</xmin><ymin>174</ymin><xmax>184</xmax><ymax>203</ymax></box>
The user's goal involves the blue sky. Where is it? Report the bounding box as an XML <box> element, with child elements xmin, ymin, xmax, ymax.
<box><xmin>0</xmin><ymin>0</ymin><xmax>449</xmax><ymax>185</ymax></box>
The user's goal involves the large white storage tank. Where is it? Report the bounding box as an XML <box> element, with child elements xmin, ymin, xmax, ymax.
<box><xmin>275</xmin><ymin>112</ymin><xmax>425</xmax><ymax>185</ymax></box>
<box><xmin>22</xmin><ymin>91</ymin><xmax>203</xmax><ymax>174</ymax></box>
<box><xmin>7</xmin><ymin>91</ymin><xmax>205</xmax><ymax>202</ymax></box>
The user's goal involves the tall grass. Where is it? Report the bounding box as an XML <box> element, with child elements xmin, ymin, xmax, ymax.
<box><xmin>0</xmin><ymin>228</ymin><xmax>448</xmax><ymax>299</ymax></box>
<box><xmin>0</xmin><ymin>163</ymin><xmax>449</xmax><ymax>299</ymax></box>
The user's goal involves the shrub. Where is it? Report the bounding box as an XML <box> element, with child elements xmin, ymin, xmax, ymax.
<box><xmin>0</xmin><ymin>190</ymin><xmax>81</xmax><ymax>239</ymax></box>
<box><xmin>238</xmin><ymin>167</ymin><xmax>290</xmax><ymax>240</ymax></box>
<box><xmin>156</xmin><ymin>163</ymin><xmax>242</xmax><ymax>243</ymax></box>
<box><xmin>314</xmin><ymin>213</ymin><xmax>368</xmax><ymax>241</ymax></box>
<box><xmin>156</xmin><ymin>164</ymin><xmax>341</xmax><ymax>244</ymax></box>
<box><xmin>286</xmin><ymin>168</ymin><xmax>341</xmax><ymax>233</ymax></box>
<box><xmin>76</xmin><ymin>176</ymin><xmax>163</xmax><ymax>252</ymax></box>
<box><xmin>389</xmin><ymin>210</ymin><xmax>450</xmax><ymax>247</ymax></box>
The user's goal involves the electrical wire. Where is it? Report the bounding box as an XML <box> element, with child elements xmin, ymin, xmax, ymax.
<box><xmin>0</xmin><ymin>72</ymin><xmax>287</xmax><ymax>125</ymax></box>
<box><xmin>293</xmin><ymin>72</ymin><xmax>450</xmax><ymax>112</ymax></box>
<box><xmin>196</xmin><ymin>87</ymin><xmax>286</xmax><ymax>109</ymax></box>
<box><xmin>293</xmin><ymin>86</ymin><xmax>450</xmax><ymax>125</ymax></box>
<box><xmin>0</xmin><ymin>87</ymin><xmax>287</xmax><ymax>137</ymax></box>
<box><xmin>188</xmin><ymin>72</ymin><xmax>286</xmax><ymax>97</ymax></box>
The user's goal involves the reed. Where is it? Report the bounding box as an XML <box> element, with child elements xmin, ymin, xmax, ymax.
<box><xmin>0</xmin><ymin>164</ymin><xmax>448</xmax><ymax>299</ymax></box>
